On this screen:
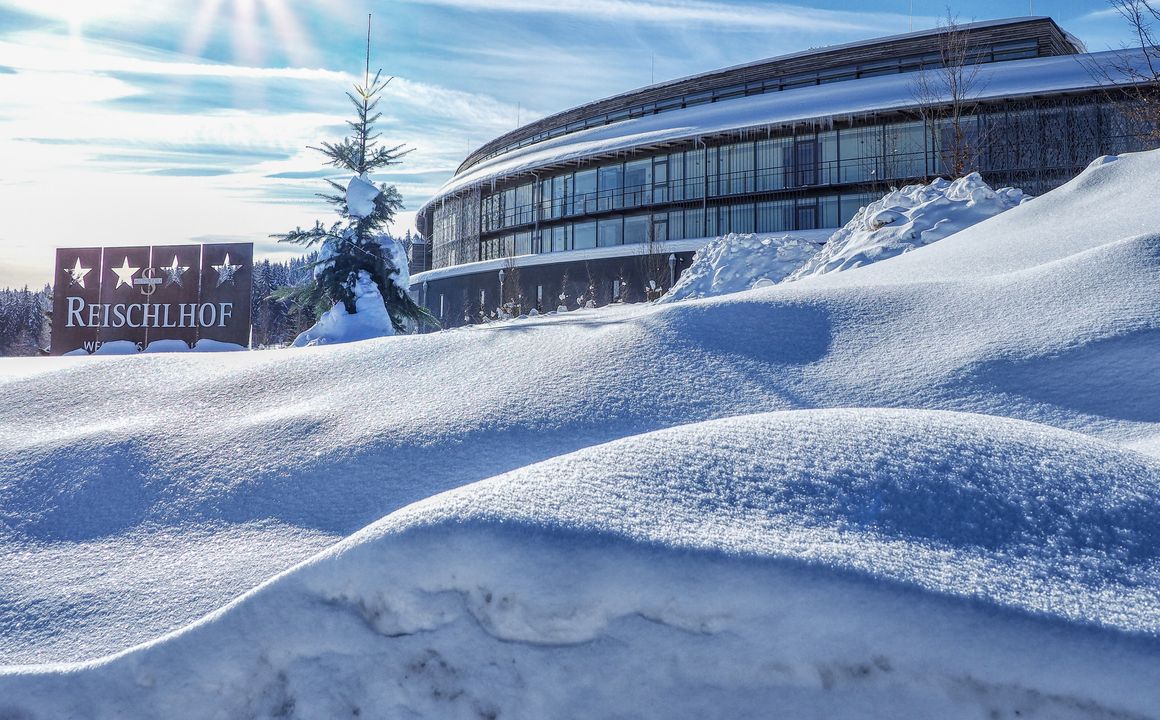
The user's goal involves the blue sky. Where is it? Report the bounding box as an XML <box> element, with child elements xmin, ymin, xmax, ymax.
<box><xmin>0</xmin><ymin>0</ymin><xmax>1131</xmax><ymax>286</ymax></box>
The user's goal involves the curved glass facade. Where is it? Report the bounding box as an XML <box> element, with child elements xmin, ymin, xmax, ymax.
<box><xmin>429</xmin><ymin>98</ymin><xmax>1152</xmax><ymax>270</ymax></box>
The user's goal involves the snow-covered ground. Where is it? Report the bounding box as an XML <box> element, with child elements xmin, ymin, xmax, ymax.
<box><xmin>1</xmin><ymin>150</ymin><xmax>1159</xmax><ymax>718</ymax></box>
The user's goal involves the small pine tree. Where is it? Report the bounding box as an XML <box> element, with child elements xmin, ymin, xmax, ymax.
<box><xmin>273</xmin><ymin>60</ymin><xmax>435</xmax><ymax>333</ymax></box>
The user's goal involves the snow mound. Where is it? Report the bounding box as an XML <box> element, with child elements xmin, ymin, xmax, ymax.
<box><xmin>345</xmin><ymin>173</ymin><xmax>380</xmax><ymax>220</ymax></box>
<box><xmin>659</xmin><ymin>232</ymin><xmax>823</xmax><ymax>303</ymax></box>
<box><xmin>2</xmin><ymin>410</ymin><xmax>1157</xmax><ymax>719</ymax></box>
<box><xmin>291</xmin><ymin>270</ymin><xmax>394</xmax><ymax>347</ymax></box>
<box><xmin>2</xmin><ymin>149</ymin><xmax>1159</xmax><ymax>666</ymax></box>
<box><xmin>789</xmin><ymin>172</ymin><xmax>1028</xmax><ymax>280</ymax></box>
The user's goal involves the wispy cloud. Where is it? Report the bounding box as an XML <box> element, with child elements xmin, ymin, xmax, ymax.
<box><xmin>399</xmin><ymin>0</ymin><xmax>890</xmax><ymax>32</ymax></box>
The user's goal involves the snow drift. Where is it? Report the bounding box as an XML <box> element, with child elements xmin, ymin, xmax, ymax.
<box><xmin>660</xmin><ymin>232</ymin><xmax>823</xmax><ymax>302</ymax></box>
<box><xmin>790</xmin><ymin>172</ymin><xmax>1029</xmax><ymax>280</ymax></box>
<box><xmin>1</xmin><ymin>150</ymin><xmax>1159</xmax><ymax>716</ymax></box>
<box><xmin>2</xmin><ymin>409</ymin><xmax>1158</xmax><ymax>720</ymax></box>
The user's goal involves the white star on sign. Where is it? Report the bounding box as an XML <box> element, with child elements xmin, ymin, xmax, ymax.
<box><xmin>161</xmin><ymin>255</ymin><xmax>190</xmax><ymax>287</ymax></box>
<box><xmin>64</xmin><ymin>258</ymin><xmax>91</xmax><ymax>288</ymax></box>
<box><xmin>212</xmin><ymin>253</ymin><xmax>242</xmax><ymax>287</ymax></box>
<box><xmin>111</xmin><ymin>257</ymin><xmax>140</xmax><ymax>289</ymax></box>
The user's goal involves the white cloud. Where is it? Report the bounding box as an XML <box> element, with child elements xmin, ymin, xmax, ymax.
<box><xmin>399</xmin><ymin>0</ymin><xmax>891</xmax><ymax>32</ymax></box>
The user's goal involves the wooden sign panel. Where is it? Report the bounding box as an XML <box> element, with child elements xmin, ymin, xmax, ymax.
<box><xmin>50</xmin><ymin>243</ymin><xmax>254</xmax><ymax>355</ymax></box>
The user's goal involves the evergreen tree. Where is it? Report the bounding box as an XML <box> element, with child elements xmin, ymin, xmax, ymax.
<box><xmin>273</xmin><ymin>58</ymin><xmax>435</xmax><ymax>333</ymax></box>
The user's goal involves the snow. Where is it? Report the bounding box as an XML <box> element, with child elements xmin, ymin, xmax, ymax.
<box><xmin>291</xmin><ymin>270</ymin><xmax>394</xmax><ymax>347</ymax></box>
<box><xmin>1</xmin><ymin>149</ymin><xmax>1159</xmax><ymax>716</ymax></box>
<box><xmin>2</xmin><ymin>409</ymin><xmax>1159</xmax><ymax>719</ymax></box>
<box><xmin>430</xmin><ymin>50</ymin><xmax>1143</xmax><ymax>201</ymax></box>
<box><xmin>788</xmin><ymin>173</ymin><xmax>1029</xmax><ymax>280</ymax></box>
<box><xmin>344</xmin><ymin>173</ymin><xmax>380</xmax><ymax>220</ymax></box>
<box><xmin>660</xmin><ymin>232</ymin><xmax>824</xmax><ymax>303</ymax></box>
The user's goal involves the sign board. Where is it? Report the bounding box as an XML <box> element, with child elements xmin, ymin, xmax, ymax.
<box><xmin>52</xmin><ymin>243</ymin><xmax>253</xmax><ymax>355</ymax></box>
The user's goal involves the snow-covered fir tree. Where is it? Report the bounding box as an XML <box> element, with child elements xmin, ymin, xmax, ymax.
<box><xmin>274</xmin><ymin>59</ymin><xmax>435</xmax><ymax>344</ymax></box>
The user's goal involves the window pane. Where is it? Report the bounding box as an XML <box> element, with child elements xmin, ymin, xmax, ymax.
<box><xmin>552</xmin><ymin>224</ymin><xmax>570</xmax><ymax>252</ymax></box>
<box><xmin>573</xmin><ymin>221</ymin><xmax>597</xmax><ymax>249</ymax></box>
<box><xmin>684</xmin><ymin>208</ymin><xmax>704</xmax><ymax>238</ymax></box>
<box><xmin>624</xmin><ymin>214</ymin><xmax>649</xmax><ymax>244</ymax></box>
<box><xmin>840</xmin><ymin>126</ymin><xmax>884</xmax><ymax>183</ymax></box>
<box><xmin>624</xmin><ymin>159</ymin><xmax>652</xmax><ymax>207</ymax></box>
<box><xmin>731</xmin><ymin>203</ymin><xmax>755</xmax><ymax>234</ymax></box>
<box><xmin>756</xmin><ymin>138</ymin><xmax>791</xmax><ymax>191</ymax></box>
<box><xmin>668</xmin><ymin>210</ymin><xmax>684</xmax><ymax>240</ymax></box>
<box><xmin>669</xmin><ymin>152</ymin><xmax>685</xmax><ymax>201</ymax></box>
<box><xmin>598</xmin><ymin>164</ymin><xmax>623</xmax><ymax>211</ymax></box>
<box><xmin>573</xmin><ymin>169</ymin><xmax>597</xmax><ymax>215</ymax></box>
<box><xmin>757</xmin><ymin>200</ymin><xmax>793</xmax><ymax>232</ymax></box>
<box><xmin>515</xmin><ymin>183</ymin><xmax>533</xmax><ymax>225</ymax></box>
<box><xmin>598</xmin><ymin>217</ymin><xmax>623</xmax><ymax>246</ymax></box>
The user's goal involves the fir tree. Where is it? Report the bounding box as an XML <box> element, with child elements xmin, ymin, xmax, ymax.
<box><xmin>273</xmin><ymin>42</ymin><xmax>435</xmax><ymax>333</ymax></box>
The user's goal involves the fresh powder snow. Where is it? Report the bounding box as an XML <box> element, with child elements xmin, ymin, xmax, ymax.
<box><xmin>660</xmin><ymin>232</ymin><xmax>824</xmax><ymax>303</ymax></box>
<box><xmin>1</xmin><ymin>150</ymin><xmax>1158</xmax><ymax>718</ymax></box>
<box><xmin>789</xmin><ymin>172</ymin><xmax>1029</xmax><ymax>280</ymax></box>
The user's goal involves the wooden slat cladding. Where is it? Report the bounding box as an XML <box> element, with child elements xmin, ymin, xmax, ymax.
<box><xmin>457</xmin><ymin>18</ymin><xmax>1077</xmax><ymax>177</ymax></box>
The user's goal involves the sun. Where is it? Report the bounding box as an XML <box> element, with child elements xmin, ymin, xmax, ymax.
<box><xmin>183</xmin><ymin>0</ymin><xmax>321</xmax><ymax>67</ymax></box>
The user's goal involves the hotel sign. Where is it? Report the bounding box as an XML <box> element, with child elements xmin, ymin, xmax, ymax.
<box><xmin>52</xmin><ymin>243</ymin><xmax>253</xmax><ymax>355</ymax></box>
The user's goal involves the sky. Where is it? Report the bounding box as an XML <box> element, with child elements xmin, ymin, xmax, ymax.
<box><xmin>0</xmin><ymin>0</ymin><xmax>1136</xmax><ymax>287</ymax></box>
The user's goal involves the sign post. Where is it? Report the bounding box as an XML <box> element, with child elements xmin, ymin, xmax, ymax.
<box><xmin>51</xmin><ymin>243</ymin><xmax>254</xmax><ymax>355</ymax></box>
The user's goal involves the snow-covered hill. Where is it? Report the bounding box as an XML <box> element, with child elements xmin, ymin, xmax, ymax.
<box><xmin>1</xmin><ymin>150</ymin><xmax>1158</xmax><ymax>718</ymax></box>
<box><xmin>2</xmin><ymin>410</ymin><xmax>1158</xmax><ymax>719</ymax></box>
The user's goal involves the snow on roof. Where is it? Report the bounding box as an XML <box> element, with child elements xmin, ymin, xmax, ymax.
<box><xmin>427</xmin><ymin>50</ymin><xmax>1137</xmax><ymax>204</ymax></box>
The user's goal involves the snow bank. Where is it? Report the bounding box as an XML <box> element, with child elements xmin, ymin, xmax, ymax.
<box><xmin>789</xmin><ymin>173</ymin><xmax>1028</xmax><ymax>280</ymax></box>
<box><xmin>291</xmin><ymin>270</ymin><xmax>394</xmax><ymax>347</ymax></box>
<box><xmin>1</xmin><ymin>149</ymin><xmax>1159</xmax><ymax>671</ymax></box>
<box><xmin>1</xmin><ymin>410</ymin><xmax>1157</xmax><ymax>719</ymax></box>
<box><xmin>659</xmin><ymin>232</ymin><xmax>823</xmax><ymax>303</ymax></box>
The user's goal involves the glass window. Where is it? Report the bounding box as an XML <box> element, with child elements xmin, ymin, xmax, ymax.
<box><xmin>653</xmin><ymin>158</ymin><xmax>668</xmax><ymax>204</ymax></box>
<box><xmin>884</xmin><ymin>121</ymin><xmax>926</xmax><ymax>180</ymax></box>
<box><xmin>756</xmin><ymin>138</ymin><xmax>791</xmax><ymax>191</ymax></box>
<box><xmin>686</xmin><ymin>147</ymin><xmax>705</xmax><ymax>200</ymax></box>
<box><xmin>624</xmin><ymin>159</ymin><xmax>652</xmax><ymax>207</ymax></box>
<box><xmin>706</xmin><ymin>147</ymin><xmax>721</xmax><ymax>197</ymax></box>
<box><xmin>684</xmin><ymin>208</ymin><xmax>704</xmax><ymax>238</ymax></box>
<box><xmin>723</xmin><ymin>142</ymin><xmax>754</xmax><ymax>195</ymax></box>
<box><xmin>757</xmin><ymin>200</ymin><xmax>793</xmax><ymax>233</ymax></box>
<box><xmin>515</xmin><ymin>231</ymin><xmax>532</xmax><ymax>255</ymax></box>
<box><xmin>731</xmin><ymin>203</ymin><xmax>755</xmax><ymax>234</ymax></box>
<box><xmin>819</xmin><ymin>131</ymin><xmax>838</xmax><ymax>185</ymax></box>
<box><xmin>623</xmin><ymin>214</ymin><xmax>649</xmax><ymax>244</ymax></box>
<box><xmin>796</xmin><ymin>200</ymin><xmax>818</xmax><ymax>230</ymax></box>
<box><xmin>573</xmin><ymin>221</ymin><xmax>597</xmax><ymax>250</ymax></box>
<box><xmin>540</xmin><ymin>179</ymin><xmax>552</xmax><ymax>220</ymax></box>
<box><xmin>515</xmin><ymin>183</ymin><xmax>533</xmax><ymax>225</ymax></box>
<box><xmin>840</xmin><ymin>126</ymin><xmax>884</xmax><ymax>184</ymax></box>
<box><xmin>551</xmin><ymin>175</ymin><xmax>567</xmax><ymax>219</ymax></box>
<box><xmin>669</xmin><ymin>151</ymin><xmax>685</xmax><ymax>201</ymax></box>
<box><xmin>668</xmin><ymin>210</ymin><xmax>684</xmax><ymax>240</ymax></box>
<box><xmin>819</xmin><ymin>196</ymin><xmax>840</xmax><ymax>228</ymax></box>
<box><xmin>840</xmin><ymin>193</ymin><xmax>876</xmax><ymax>225</ymax></box>
<box><xmin>598</xmin><ymin>164</ymin><xmax>622</xmax><ymax>211</ymax></box>
<box><xmin>503</xmin><ymin>187</ymin><xmax>516</xmax><ymax>227</ymax></box>
<box><xmin>551</xmin><ymin>224</ymin><xmax>570</xmax><ymax>252</ymax></box>
<box><xmin>652</xmin><ymin>214</ymin><xmax>668</xmax><ymax>243</ymax></box>
<box><xmin>573</xmin><ymin>169</ymin><xmax>597</xmax><ymax>215</ymax></box>
<box><xmin>598</xmin><ymin>217</ymin><xmax>622</xmax><ymax>247</ymax></box>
